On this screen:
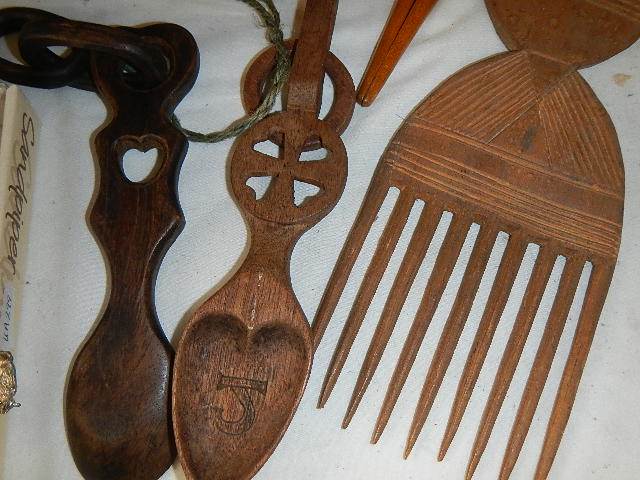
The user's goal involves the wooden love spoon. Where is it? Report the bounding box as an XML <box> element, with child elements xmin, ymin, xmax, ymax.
<box><xmin>60</xmin><ymin>24</ymin><xmax>199</xmax><ymax>480</ymax></box>
<box><xmin>0</xmin><ymin>10</ymin><xmax>199</xmax><ymax>478</ymax></box>
<box><xmin>173</xmin><ymin>113</ymin><xmax>347</xmax><ymax>479</ymax></box>
<box><xmin>172</xmin><ymin>1</ymin><xmax>354</xmax><ymax>478</ymax></box>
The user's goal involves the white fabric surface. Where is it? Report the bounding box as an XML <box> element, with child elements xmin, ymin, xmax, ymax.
<box><xmin>1</xmin><ymin>0</ymin><xmax>639</xmax><ymax>478</ymax></box>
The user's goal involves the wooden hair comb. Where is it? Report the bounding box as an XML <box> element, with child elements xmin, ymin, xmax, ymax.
<box><xmin>313</xmin><ymin>0</ymin><xmax>639</xmax><ymax>478</ymax></box>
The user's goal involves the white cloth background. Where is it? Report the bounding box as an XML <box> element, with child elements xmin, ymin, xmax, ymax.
<box><xmin>1</xmin><ymin>0</ymin><xmax>638</xmax><ymax>479</ymax></box>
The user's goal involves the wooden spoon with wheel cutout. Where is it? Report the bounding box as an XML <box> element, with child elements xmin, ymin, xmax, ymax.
<box><xmin>172</xmin><ymin>1</ymin><xmax>355</xmax><ymax>479</ymax></box>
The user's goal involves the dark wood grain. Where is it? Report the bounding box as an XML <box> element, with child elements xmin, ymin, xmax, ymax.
<box><xmin>65</xmin><ymin>24</ymin><xmax>199</xmax><ymax>480</ymax></box>
<box><xmin>172</xmin><ymin>1</ymin><xmax>355</xmax><ymax>479</ymax></box>
<box><xmin>314</xmin><ymin>1</ymin><xmax>638</xmax><ymax>478</ymax></box>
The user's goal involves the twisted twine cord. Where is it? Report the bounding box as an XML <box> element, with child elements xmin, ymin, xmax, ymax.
<box><xmin>172</xmin><ymin>0</ymin><xmax>290</xmax><ymax>143</ymax></box>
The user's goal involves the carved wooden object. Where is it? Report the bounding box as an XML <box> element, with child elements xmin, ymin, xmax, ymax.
<box><xmin>172</xmin><ymin>1</ymin><xmax>355</xmax><ymax>479</ymax></box>
<box><xmin>64</xmin><ymin>24</ymin><xmax>198</xmax><ymax>480</ymax></box>
<box><xmin>313</xmin><ymin>1</ymin><xmax>638</xmax><ymax>478</ymax></box>
<box><xmin>0</xmin><ymin>12</ymin><xmax>199</xmax><ymax>478</ymax></box>
<box><xmin>357</xmin><ymin>0</ymin><xmax>441</xmax><ymax>106</ymax></box>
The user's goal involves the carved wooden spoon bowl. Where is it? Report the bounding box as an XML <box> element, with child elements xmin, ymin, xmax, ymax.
<box><xmin>173</xmin><ymin>111</ymin><xmax>347</xmax><ymax>479</ymax></box>
<box><xmin>172</xmin><ymin>274</ymin><xmax>311</xmax><ymax>480</ymax></box>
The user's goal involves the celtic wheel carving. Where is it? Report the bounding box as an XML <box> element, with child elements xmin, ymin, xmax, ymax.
<box><xmin>231</xmin><ymin>112</ymin><xmax>347</xmax><ymax>225</ymax></box>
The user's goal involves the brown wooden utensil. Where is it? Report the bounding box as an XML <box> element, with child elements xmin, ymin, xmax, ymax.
<box><xmin>0</xmin><ymin>10</ymin><xmax>201</xmax><ymax>479</ymax></box>
<box><xmin>172</xmin><ymin>1</ymin><xmax>355</xmax><ymax>479</ymax></box>
<box><xmin>0</xmin><ymin>14</ymin><xmax>200</xmax><ymax>478</ymax></box>
<box><xmin>62</xmin><ymin>24</ymin><xmax>199</xmax><ymax>480</ymax></box>
<box><xmin>357</xmin><ymin>0</ymin><xmax>441</xmax><ymax>106</ymax></box>
<box><xmin>313</xmin><ymin>0</ymin><xmax>639</xmax><ymax>478</ymax></box>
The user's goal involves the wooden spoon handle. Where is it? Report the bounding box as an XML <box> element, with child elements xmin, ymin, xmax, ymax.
<box><xmin>287</xmin><ymin>0</ymin><xmax>339</xmax><ymax>116</ymax></box>
<box><xmin>242</xmin><ymin>39</ymin><xmax>356</xmax><ymax>151</ymax></box>
<box><xmin>65</xmin><ymin>24</ymin><xmax>199</xmax><ymax>480</ymax></box>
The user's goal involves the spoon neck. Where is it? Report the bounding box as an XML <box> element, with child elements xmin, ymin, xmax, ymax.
<box><xmin>106</xmin><ymin>257</ymin><xmax>156</xmax><ymax>305</ymax></box>
<box><xmin>242</xmin><ymin>220</ymin><xmax>307</xmax><ymax>278</ymax></box>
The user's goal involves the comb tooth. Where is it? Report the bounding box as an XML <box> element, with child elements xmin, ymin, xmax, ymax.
<box><xmin>312</xmin><ymin>179</ymin><xmax>389</xmax><ymax>351</ymax></box>
<box><xmin>318</xmin><ymin>192</ymin><xmax>415</xmax><ymax>408</ymax></box>
<box><xmin>342</xmin><ymin>203</ymin><xmax>442</xmax><ymax>428</ymax></box>
<box><xmin>439</xmin><ymin>233</ymin><xmax>527</xmax><ymax>461</ymax></box>
<box><xmin>372</xmin><ymin>214</ymin><xmax>471</xmax><ymax>444</ymax></box>
<box><xmin>402</xmin><ymin>225</ymin><xmax>497</xmax><ymax>458</ymax></box>
<box><xmin>499</xmin><ymin>256</ymin><xmax>584</xmax><ymax>480</ymax></box>
<box><xmin>534</xmin><ymin>263</ymin><xmax>614</xmax><ymax>480</ymax></box>
<box><xmin>465</xmin><ymin>247</ymin><xmax>556</xmax><ymax>480</ymax></box>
